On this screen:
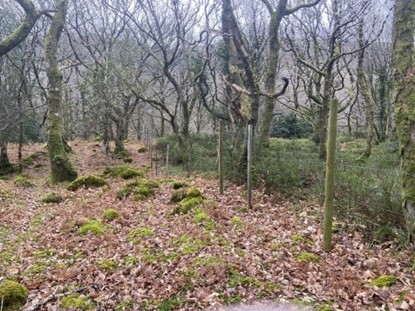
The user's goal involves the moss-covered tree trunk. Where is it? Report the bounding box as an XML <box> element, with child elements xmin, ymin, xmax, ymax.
<box><xmin>393</xmin><ymin>0</ymin><xmax>415</xmax><ymax>243</ymax></box>
<box><xmin>45</xmin><ymin>0</ymin><xmax>77</xmax><ymax>183</ymax></box>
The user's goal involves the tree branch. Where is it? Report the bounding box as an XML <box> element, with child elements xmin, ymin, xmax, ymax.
<box><xmin>0</xmin><ymin>0</ymin><xmax>41</xmax><ymax>57</ymax></box>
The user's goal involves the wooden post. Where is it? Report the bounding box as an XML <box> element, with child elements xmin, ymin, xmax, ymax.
<box><xmin>166</xmin><ymin>144</ymin><xmax>170</xmax><ymax>176</ymax></box>
<box><xmin>247</xmin><ymin>124</ymin><xmax>253</xmax><ymax>209</ymax></box>
<box><xmin>323</xmin><ymin>99</ymin><xmax>339</xmax><ymax>251</ymax></box>
<box><xmin>219</xmin><ymin>121</ymin><xmax>224</xmax><ymax>194</ymax></box>
<box><xmin>150</xmin><ymin>140</ymin><xmax>153</xmax><ymax>171</ymax></box>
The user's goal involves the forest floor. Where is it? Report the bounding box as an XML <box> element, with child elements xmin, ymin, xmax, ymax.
<box><xmin>0</xmin><ymin>141</ymin><xmax>414</xmax><ymax>311</ymax></box>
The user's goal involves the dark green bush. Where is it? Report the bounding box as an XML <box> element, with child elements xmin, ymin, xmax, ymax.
<box><xmin>270</xmin><ymin>113</ymin><xmax>313</xmax><ymax>139</ymax></box>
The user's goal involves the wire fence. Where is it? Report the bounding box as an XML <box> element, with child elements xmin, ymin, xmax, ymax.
<box><xmin>141</xmin><ymin>129</ymin><xmax>405</xmax><ymax>241</ymax></box>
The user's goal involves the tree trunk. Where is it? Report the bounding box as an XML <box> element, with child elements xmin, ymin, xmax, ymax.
<box><xmin>393</xmin><ymin>0</ymin><xmax>415</xmax><ymax>243</ymax></box>
<box><xmin>45</xmin><ymin>0</ymin><xmax>77</xmax><ymax>183</ymax></box>
<box><xmin>357</xmin><ymin>18</ymin><xmax>375</xmax><ymax>160</ymax></box>
<box><xmin>259</xmin><ymin>12</ymin><xmax>283</xmax><ymax>148</ymax></box>
<box><xmin>0</xmin><ymin>131</ymin><xmax>11</xmax><ymax>174</ymax></box>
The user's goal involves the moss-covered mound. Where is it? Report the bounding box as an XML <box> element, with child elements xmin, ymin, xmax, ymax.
<box><xmin>78</xmin><ymin>220</ymin><xmax>107</xmax><ymax>236</ymax></box>
<box><xmin>103</xmin><ymin>209</ymin><xmax>121</xmax><ymax>221</ymax></box>
<box><xmin>14</xmin><ymin>174</ymin><xmax>34</xmax><ymax>187</ymax></box>
<box><xmin>116</xmin><ymin>179</ymin><xmax>159</xmax><ymax>201</ymax></box>
<box><xmin>170</xmin><ymin>187</ymin><xmax>204</xmax><ymax>215</ymax></box>
<box><xmin>172</xmin><ymin>181</ymin><xmax>187</xmax><ymax>189</ymax></box>
<box><xmin>68</xmin><ymin>176</ymin><xmax>109</xmax><ymax>191</ymax></box>
<box><xmin>22</xmin><ymin>151</ymin><xmax>47</xmax><ymax>167</ymax></box>
<box><xmin>137</xmin><ymin>147</ymin><xmax>147</xmax><ymax>153</ymax></box>
<box><xmin>0</xmin><ymin>280</ymin><xmax>29</xmax><ymax>311</ymax></box>
<box><xmin>173</xmin><ymin>197</ymin><xmax>204</xmax><ymax>215</ymax></box>
<box><xmin>103</xmin><ymin>165</ymin><xmax>144</xmax><ymax>179</ymax></box>
<box><xmin>41</xmin><ymin>192</ymin><xmax>63</xmax><ymax>204</ymax></box>
<box><xmin>112</xmin><ymin>148</ymin><xmax>132</xmax><ymax>163</ymax></box>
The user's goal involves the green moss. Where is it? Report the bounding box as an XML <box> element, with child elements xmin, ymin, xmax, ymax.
<box><xmin>157</xmin><ymin>295</ymin><xmax>184</xmax><ymax>311</ymax></box>
<box><xmin>186</xmin><ymin>186</ymin><xmax>202</xmax><ymax>198</ymax></box>
<box><xmin>137</xmin><ymin>147</ymin><xmax>147</xmax><ymax>153</ymax></box>
<box><xmin>116</xmin><ymin>179</ymin><xmax>158</xmax><ymax>200</ymax></box>
<box><xmin>170</xmin><ymin>189</ymin><xmax>187</xmax><ymax>203</ymax></box>
<box><xmin>67</xmin><ymin>175</ymin><xmax>109</xmax><ymax>191</ymax></box>
<box><xmin>296</xmin><ymin>252</ymin><xmax>320</xmax><ymax>263</ymax></box>
<box><xmin>25</xmin><ymin>263</ymin><xmax>47</xmax><ymax>276</ymax></box>
<box><xmin>123</xmin><ymin>255</ymin><xmax>139</xmax><ymax>266</ymax></box>
<box><xmin>193</xmin><ymin>256</ymin><xmax>224</xmax><ymax>266</ymax></box>
<box><xmin>103</xmin><ymin>209</ymin><xmax>121</xmax><ymax>221</ymax></box>
<box><xmin>97</xmin><ymin>259</ymin><xmax>117</xmax><ymax>272</ymax></box>
<box><xmin>0</xmin><ymin>280</ymin><xmax>28</xmax><ymax>311</ymax></box>
<box><xmin>194</xmin><ymin>210</ymin><xmax>215</xmax><ymax>230</ymax></box>
<box><xmin>181</xmin><ymin>238</ymin><xmax>206</xmax><ymax>255</ymax></box>
<box><xmin>291</xmin><ymin>234</ymin><xmax>313</xmax><ymax>245</ymax></box>
<box><xmin>369</xmin><ymin>275</ymin><xmax>397</xmax><ymax>288</ymax></box>
<box><xmin>172</xmin><ymin>181</ymin><xmax>187</xmax><ymax>189</ymax></box>
<box><xmin>78</xmin><ymin>220</ymin><xmax>106</xmax><ymax>236</ymax></box>
<box><xmin>173</xmin><ymin>197</ymin><xmax>204</xmax><ymax>215</ymax></box>
<box><xmin>33</xmin><ymin>247</ymin><xmax>55</xmax><ymax>259</ymax></box>
<box><xmin>14</xmin><ymin>174</ymin><xmax>34</xmax><ymax>187</ymax></box>
<box><xmin>128</xmin><ymin>227</ymin><xmax>155</xmax><ymax>243</ymax></box>
<box><xmin>228</xmin><ymin>271</ymin><xmax>259</xmax><ymax>288</ymax></box>
<box><xmin>41</xmin><ymin>192</ymin><xmax>63</xmax><ymax>204</ymax></box>
<box><xmin>115</xmin><ymin>300</ymin><xmax>135</xmax><ymax>311</ymax></box>
<box><xmin>231</xmin><ymin>216</ymin><xmax>243</xmax><ymax>229</ymax></box>
<box><xmin>61</xmin><ymin>293</ymin><xmax>95</xmax><ymax>310</ymax></box>
<box><xmin>0</xmin><ymin>189</ymin><xmax>12</xmax><ymax>199</ymax></box>
<box><xmin>22</xmin><ymin>155</ymin><xmax>35</xmax><ymax>166</ymax></box>
<box><xmin>222</xmin><ymin>294</ymin><xmax>242</xmax><ymax>304</ymax></box>
<box><xmin>103</xmin><ymin>165</ymin><xmax>144</xmax><ymax>179</ymax></box>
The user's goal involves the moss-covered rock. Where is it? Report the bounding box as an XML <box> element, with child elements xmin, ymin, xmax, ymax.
<box><xmin>61</xmin><ymin>293</ymin><xmax>95</xmax><ymax>310</ymax></box>
<box><xmin>170</xmin><ymin>189</ymin><xmax>187</xmax><ymax>203</ymax></box>
<box><xmin>137</xmin><ymin>147</ymin><xmax>147</xmax><ymax>153</ymax></box>
<box><xmin>103</xmin><ymin>209</ymin><xmax>121</xmax><ymax>221</ymax></box>
<box><xmin>296</xmin><ymin>252</ymin><xmax>320</xmax><ymax>263</ymax></box>
<box><xmin>173</xmin><ymin>197</ymin><xmax>204</xmax><ymax>215</ymax></box>
<box><xmin>172</xmin><ymin>181</ymin><xmax>187</xmax><ymax>189</ymax></box>
<box><xmin>116</xmin><ymin>179</ymin><xmax>158</xmax><ymax>201</ymax></box>
<box><xmin>112</xmin><ymin>149</ymin><xmax>132</xmax><ymax>163</ymax></box>
<box><xmin>22</xmin><ymin>151</ymin><xmax>46</xmax><ymax>167</ymax></box>
<box><xmin>78</xmin><ymin>220</ymin><xmax>107</xmax><ymax>236</ymax></box>
<box><xmin>0</xmin><ymin>280</ymin><xmax>29</xmax><ymax>311</ymax></box>
<box><xmin>14</xmin><ymin>174</ymin><xmax>34</xmax><ymax>187</ymax></box>
<box><xmin>68</xmin><ymin>175</ymin><xmax>109</xmax><ymax>191</ymax></box>
<box><xmin>369</xmin><ymin>275</ymin><xmax>397</xmax><ymax>288</ymax></box>
<box><xmin>186</xmin><ymin>186</ymin><xmax>202</xmax><ymax>198</ymax></box>
<box><xmin>103</xmin><ymin>165</ymin><xmax>144</xmax><ymax>179</ymax></box>
<box><xmin>41</xmin><ymin>192</ymin><xmax>63</xmax><ymax>204</ymax></box>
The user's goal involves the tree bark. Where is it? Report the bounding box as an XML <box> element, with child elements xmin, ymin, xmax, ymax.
<box><xmin>45</xmin><ymin>0</ymin><xmax>77</xmax><ymax>183</ymax></box>
<box><xmin>393</xmin><ymin>0</ymin><xmax>415</xmax><ymax>243</ymax></box>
